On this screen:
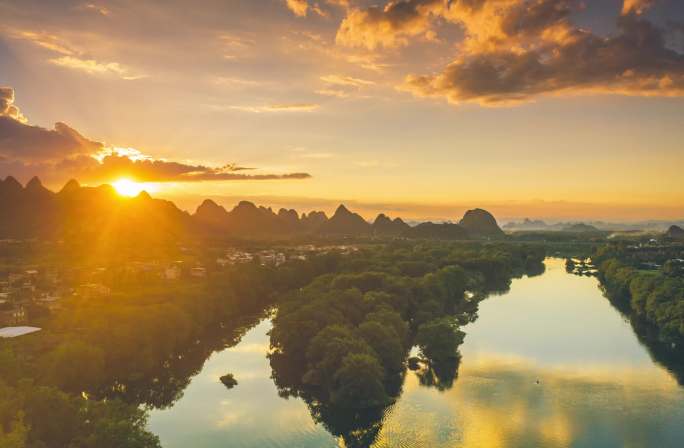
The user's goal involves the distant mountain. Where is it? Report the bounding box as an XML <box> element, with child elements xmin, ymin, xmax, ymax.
<box><xmin>195</xmin><ymin>199</ymin><xmax>324</xmax><ymax>238</ymax></box>
<box><xmin>666</xmin><ymin>225</ymin><xmax>684</xmax><ymax>240</ymax></box>
<box><xmin>459</xmin><ymin>209</ymin><xmax>505</xmax><ymax>238</ymax></box>
<box><xmin>318</xmin><ymin>205</ymin><xmax>371</xmax><ymax>236</ymax></box>
<box><xmin>503</xmin><ymin>218</ymin><xmax>550</xmax><ymax>231</ymax></box>
<box><xmin>0</xmin><ymin>176</ymin><xmax>510</xmax><ymax>243</ymax></box>
<box><xmin>372</xmin><ymin>214</ymin><xmax>410</xmax><ymax>237</ymax></box>
<box><xmin>504</xmin><ymin>218</ymin><xmax>684</xmax><ymax>233</ymax></box>
<box><xmin>300</xmin><ymin>211</ymin><xmax>328</xmax><ymax>232</ymax></box>
<box><xmin>1</xmin><ymin>177</ymin><xmax>191</xmax><ymax>249</ymax></box>
<box><xmin>563</xmin><ymin>223</ymin><xmax>601</xmax><ymax>233</ymax></box>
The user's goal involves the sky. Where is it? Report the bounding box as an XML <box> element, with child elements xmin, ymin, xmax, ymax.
<box><xmin>1</xmin><ymin>0</ymin><xmax>683</xmax><ymax>221</ymax></box>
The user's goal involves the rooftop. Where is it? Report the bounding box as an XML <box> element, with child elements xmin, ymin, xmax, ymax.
<box><xmin>0</xmin><ymin>326</ymin><xmax>42</xmax><ymax>338</ymax></box>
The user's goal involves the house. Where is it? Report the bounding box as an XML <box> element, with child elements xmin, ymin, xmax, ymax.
<box><xmin>190</xmin><ymin>267</ymin><xmax>207</xmax><ymax>278</ymax></box>
<box><xmin>0</xmin><ymin>326</ymin><xmax>42</xmax><ymax>338</ymax></box>
<box><xmin>76</xmin><ymin>283</ymin><xmax>112</xmax><ymax>299</ymax></box>
<box><xmin>164</xmin><ymin>262</ymin><xmax>183</xmax><ymax>280</ymax></box>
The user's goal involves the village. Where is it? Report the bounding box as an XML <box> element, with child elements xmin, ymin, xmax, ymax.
<box><xmin>0</xmin><ymin>241</ymin><xmax>358</xmax><ymax>332</ymax></box>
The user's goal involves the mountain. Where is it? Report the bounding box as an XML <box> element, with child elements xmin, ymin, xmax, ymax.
<box><xmin>459</xmin><ymin>208</ymin><xmax>505</xmax><ymax>238</ymax></box>
<box><xmin>1</xmin><ymin>177</ymin><xmax>191</xmax><ymax>247</ymax></box>
<box><xmin>195</xmin><ymin>200</ymin><xmax>320</xmax><ymax>238</ymax></box>
<box><xmin>403</xmin><ymin>222</ymin><xmax>468</xmax><ymax>240</ymax></box>
<box><xmin>301</xmin><ymin>211</ymin><xmax>328</xmax><ymax>232</ymax></box>
<box><xmin>503</xmin><ymin>218</ymin><xmax>550</xmax><ymax>231</ymax></box>
<box><xmin>194</xmin><ymin>199</ymin><xmax>229</xmax><ymax>232</ymax></box>
<box><xmin>563</xmin><ymin>223</ymin><xmax>601</xmax><ymax>233</ymax></box>
<box><xmin>318</xmin><ymin>205</ymin><xmax>371</xmax><ymax>236</ymax></box>
<box><xmin>0</xmin><ymin>176</ymin><xmax>511</xmax><ymax>243</ymax></box>
<box><xmin>372</xmin><ymin>214</ymin><xmax>410</xmax><ymax>237</ymax></box>
<box><xmin>666</xmin><ymin>225</ymin><xmax>684</xmax><ymax>240</ymax></box>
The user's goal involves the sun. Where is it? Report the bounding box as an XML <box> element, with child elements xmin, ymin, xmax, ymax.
<box><xmin>112</xmin><ymin>178</ymin><xmax>146</xmax><ymax>197</ymax></box>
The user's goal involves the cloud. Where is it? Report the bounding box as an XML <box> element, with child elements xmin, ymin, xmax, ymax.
<box><xmin>50</xmin><ymin>56</ymin><xmax>145</xmax><ymax>80</ymax></box>
<box><xmin>8</xmin><ymin>30</ymin><xmax>77</xmax><ymax>56</ymax></box>
<box><xmin>79</xmin><ymin>3</ymin><xmax>111</xmax><ymax>16</ymax></box>
<box><xmin>285</xmin><ymin>0</ymin><xmax>310</xmax><ymax>17</ymax></box>
<box><xmin>622</xmin><ymin>0</ymin><xmax>656</xmax><ymax>16</ymax></box>
<box><xmin>335</xmin><ymin>0</ymin><xmax>444</xmax><ymax>50</ymax></box>
<box><xmin>0</xmin><ymin>87</ymin><xmax>27</xmax><ymax>124</ymax></box>
<box><xmin>320</xmin><ymin>74</ymin><xmax>375</xmax><ymax>86</ymax></box>
<box><xmin>0</xmin><ymin>119</ymin><xmax>104</xmax><ymax>161</ymax></box>
<box><xmin>228</xmin><ymin>103</ymin><xmax>321</xmax><ymax>113</ymax></box>
<box><xmin>0</xmin><ymin>87</ymin><xmax>312</xmax><ymax>183</ymax></box>
<box><xmin>64</xmin><ymin>154</ymin><xmax>312</xmax><ymax>182</ymax></box>
<box><xmin>398</xmin><ymin>0</ymin><xmax>684</xmax><ymax>105</ymax></box>
<box><xmin>316</xmin><ymin>88</ymin><xmax>350</xmax><ymax>98</ymax></box>
<box><xmin>8</xmin><ymin>28</ymin><xmax>144</xmax><ymax>80</ymax></box>
<box><xmin>213</xmin><ymin>76</ymin><xmax>262</xmax><ymax>88</ymax></box>
<box><xmin>284</xmin><ymin>0</ymin><xmax>333</xmax><ymax>17</ymax></box>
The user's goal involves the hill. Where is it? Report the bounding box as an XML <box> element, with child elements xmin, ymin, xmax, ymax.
<box><xmin>318</xmin><ymin>205</ymin><xmax>371</xmax><ymax>236</ymax></box>
<box><xmin>0</xmin><ymin>176</ymin><xmax>509</xmax><ymax>243</ymax></box>
<box><xmin>458</xmin><ymin>209</ymin><xmax>505</xmax><ymax>238</ymax></box>
<box><xmin>563</xmin><ymin>223</ymin><xmax>601</xmax><ymax>233</ymax></box>
<box><xmin>666</xmin><ymin>225</ymin><xmax>684</xmax><ymax>240</ymax></box>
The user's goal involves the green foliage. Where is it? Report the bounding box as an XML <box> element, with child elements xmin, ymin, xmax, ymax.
<box><xmin>416</xmin><ymin>317</ymin><xmax>465</xmax><ymax>363</ymax></box>
<box><xmin>330</xmin><ymin>354</ymin><xmax>389</xmax><ymax>409</ymax></box>
<box><xmin>43</xmin><ymin>340</ymin><xmax>105</xmax><ymax>393</ymax></box>
<box><xmin>356</xmin><ymin>321</ymin><xmax>404</xmax><ymax>373</ymax></box>
<box><xmin>599</xmin><ymin>257</ymin><xmax>684</xmax><ymax>339</ymax></box>
<box><xmin>270</xmin><ymin>240</ymin><xmax>545</xmax><ymax>414</ymax></box>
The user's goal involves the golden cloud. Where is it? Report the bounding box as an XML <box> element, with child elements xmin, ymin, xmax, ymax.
<box><xmin>336</xmin><ymin>0</ymin><xmax>444</xmax><ymax>50</ymax></box>
<box><xmin>390</xmin><ymin>0</ymin><xmax>684</xmax><ymax>105</ymax></box>
<box><xmin>50</xmin><ymin>56</ymin><xmax>146</xmax><ymax>80</ymax></box>
<box><xmin>320</xmin><ymin>74</ymin><xmax>375</xmax><ymax>86</ymax></box>
<box><xmin>622</xmin><ymin>0</ymin><xmax>656</xmax><ymax>16</ymax></box>
<box><xmin>285</xmin><ymin>0</ymin><xmax>309</xmax><ymax>17</ymax></box>
<box><xmin>228</xmin><ymin>103</ymin><xmax>321</xmax><ymax>113</ymax></box>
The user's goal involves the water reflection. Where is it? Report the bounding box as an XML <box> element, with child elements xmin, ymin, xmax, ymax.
<box><xmin>149</xmin><ymin>259</ymin><xmax>684</xmax><ymax>447</ymax></box>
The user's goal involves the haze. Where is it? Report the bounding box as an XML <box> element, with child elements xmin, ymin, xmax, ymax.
<box><xmin>1</xmin><ymin>0</ymin><xmax>683</xmax><ymax>221</ymax></box>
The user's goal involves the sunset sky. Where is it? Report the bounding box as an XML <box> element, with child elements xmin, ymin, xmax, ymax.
<box><xmin>1</xmin><ymin>0</ymin><xmax>683</xmax><ymax>221</ymax></box>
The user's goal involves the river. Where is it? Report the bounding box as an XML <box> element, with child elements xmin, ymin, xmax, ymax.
<box><xmin>148</xmin><ymin>258</ymin><xmax>684</xmax><ymax>447</ymax></box>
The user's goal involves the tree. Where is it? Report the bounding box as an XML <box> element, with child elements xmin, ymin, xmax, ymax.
<box><xmin>416</xmin><ymin>317</ymin><xmax>465</xmax><ymax>363</ymax></box>
<box><xmin>331</xmin><ymin>354</ymin><xmax>389</xmax><ymax>409</ymax></box>
<box><xmin>43</xmin><ymin>340</ymin><xmax>105</xmax><ymax>393</ymax></box>
<box><xmin>304</xmin><ymin>325</ymin><xmax>374</xmax><ymax>387</ymax></box>
<box><xmin>356</xmin><ymin>321</ymin><xmax>404</xmax><ymax>373</ymax></box>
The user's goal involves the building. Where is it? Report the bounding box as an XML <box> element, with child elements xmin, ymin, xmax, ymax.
<box><xmin>190</xmin><ymin>267</ymin><xmax>207</xmax><ymax>278</ymax></box>
<box><xmin>0</xmin><ymin>326</ymin><xmax>42</xmax><ymax>338</ymax></box>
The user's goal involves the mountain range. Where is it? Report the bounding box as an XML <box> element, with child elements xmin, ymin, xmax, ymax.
<box><xmin>0</xmin><ymin>176</ymin><xmax>507</xmax><ymax>243</ymax></box>
<box><xmin>503</xmin><ymin>218</ymin><xmax>684</xmax><ymax>233</ymax></box>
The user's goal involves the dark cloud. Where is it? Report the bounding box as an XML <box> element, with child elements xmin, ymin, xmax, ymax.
<box><xmin>68</xmin><ymin>155</ymin><xmax>312</xmax><ymax>182</ymax></box>
<box><xmin>0</xmin><ymin>117</ymin><xmax>104</xmax><ymax>161</ymax></box>
<box><xmin>0</xmin><ymin>87</ymin><xmax>312</xmax><ymax>183</ymax></box>
<box><xmin>401</xmin><ymin>2</ymin><xmax>684</xmax><ymax>104</ymax></box>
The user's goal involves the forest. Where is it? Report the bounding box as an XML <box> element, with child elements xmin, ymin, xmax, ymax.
<box><xmin>269</xmin><ymin>242</ymin><xmax>545</xmax><ymax>446</ymax></box>
<box><xmin>0</xmin><ymin>241</ymin><xmax>545</xmax><ymax>448</ymax></box>
<box><xmin>594</xmin><ymin>243</ymin><xmax>684</xmax><ymax>340</ymax></box>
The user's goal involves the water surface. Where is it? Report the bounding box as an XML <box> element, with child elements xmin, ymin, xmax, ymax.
<box><xmin>149</xmin><ymin>259</ymin><xmax>684</xmax><ymax>447</ymax></box>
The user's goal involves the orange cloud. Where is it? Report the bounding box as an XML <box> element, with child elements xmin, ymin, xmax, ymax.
<box><xmin>336</xmin><ymin>0</ymin><xmax>444</xmax><ymax>50</ymax></box>
<box><xmin>285</xmin><ymin>0</ymin><xmax>309</xmax><ymax>17</ymax></box>
<box><xmin>622</xmin><ymin>0</ymin><xmax>656</xmax><ymax>16</ymax></box>
<box><xmin>50</xmin><ymin>56</ymin><xmax>145</xmax><ymax>80</ymax></box>
<box><xmin>228</xmin><ymin>103</ymin><xmax>321</xmax><ymax>113</ymax></box>
<box><xmin>398</xmin><ymin>1</ymin><xmax>684</xmax><ymax>105</ymax></box>
<box><xmin>320</xmin><ymin>74</ymin><xmax>375</xmax><ymax>86</ymax></box>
